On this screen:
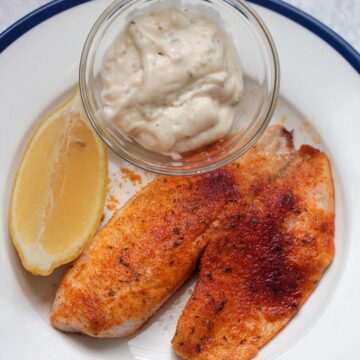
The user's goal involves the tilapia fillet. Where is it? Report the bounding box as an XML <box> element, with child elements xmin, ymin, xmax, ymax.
<box><xmin>172</xmin><ymin>133</ymin><xmax>334</xmax><ymax>359</ymax></box>
<box><xmin>51</xmin><ymin>162</ymin><xmax>237</xmax><ymax>337</ymax></box>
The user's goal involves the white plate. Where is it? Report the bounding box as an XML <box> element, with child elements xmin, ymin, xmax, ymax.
<box><xmin>0</xmin><ymin>1</ymin><xmax>360</xmax><ymax>359</ymax></box>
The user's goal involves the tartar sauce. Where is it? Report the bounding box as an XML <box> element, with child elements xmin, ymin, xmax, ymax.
<box><xmin>101</xmin><ymin>8</ymin><xmax>243</xmax><ymax>154</ymax></box>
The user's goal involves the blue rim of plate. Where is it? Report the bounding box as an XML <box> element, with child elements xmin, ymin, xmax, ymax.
<box><xmin>0</xmin><ymin>0</ymin><xmax>359</xmax><ymax>73</ymax></box>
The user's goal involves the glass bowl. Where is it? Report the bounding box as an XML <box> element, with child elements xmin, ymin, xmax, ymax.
<box><xmin>79</xmin><ymin>0</ymin><xmax>280</xmax><ymax>175</ymax></box>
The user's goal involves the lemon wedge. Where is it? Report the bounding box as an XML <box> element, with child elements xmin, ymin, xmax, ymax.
<box><xmin>9</xmin><ymin>89</ymin><xmax>108</xmax><ymax>275</ymax></box>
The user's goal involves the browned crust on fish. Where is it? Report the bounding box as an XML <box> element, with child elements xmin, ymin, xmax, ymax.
<box><xmin>172</xmin><ymin>143</ymin><xmax>334</xmax><ymax>360</ymax></box>
<box><xmin>51</xmin><ymin>168</ymin><xmax>237</xmax><ymax>337</ymax></box>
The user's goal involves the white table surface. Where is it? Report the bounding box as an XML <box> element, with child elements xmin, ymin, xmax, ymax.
<box><xmin>0</xmin><ymin>0</ymin><xmax>359</xmax><ymax>52</ymax></box>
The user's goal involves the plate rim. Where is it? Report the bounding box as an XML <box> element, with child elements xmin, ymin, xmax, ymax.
<box><xmin>0</xmin><ymin>1</ymin><xmax>358</xmax><ymax>358</ymax></box>
<box><xmin>0</xmin><ymin>0</ymin><xmax>359</xmax><ymax>73</ymax></box>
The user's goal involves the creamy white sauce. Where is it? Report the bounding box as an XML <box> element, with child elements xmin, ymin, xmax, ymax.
<box><xmin>101</xmin><ymin>8</ymin><xmax>243</xmax><ymax>154</ymax></box>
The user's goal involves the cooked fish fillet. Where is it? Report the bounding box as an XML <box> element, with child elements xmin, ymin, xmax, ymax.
<box><xmin>50</xmin><ymin>163</ymin><xmax>238</xmax><ymax>337</ymax></box>
<box><xmin>172</xmin><ymin>131</ymin><xmax>335</xmax><ymax>359</ymax></box>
